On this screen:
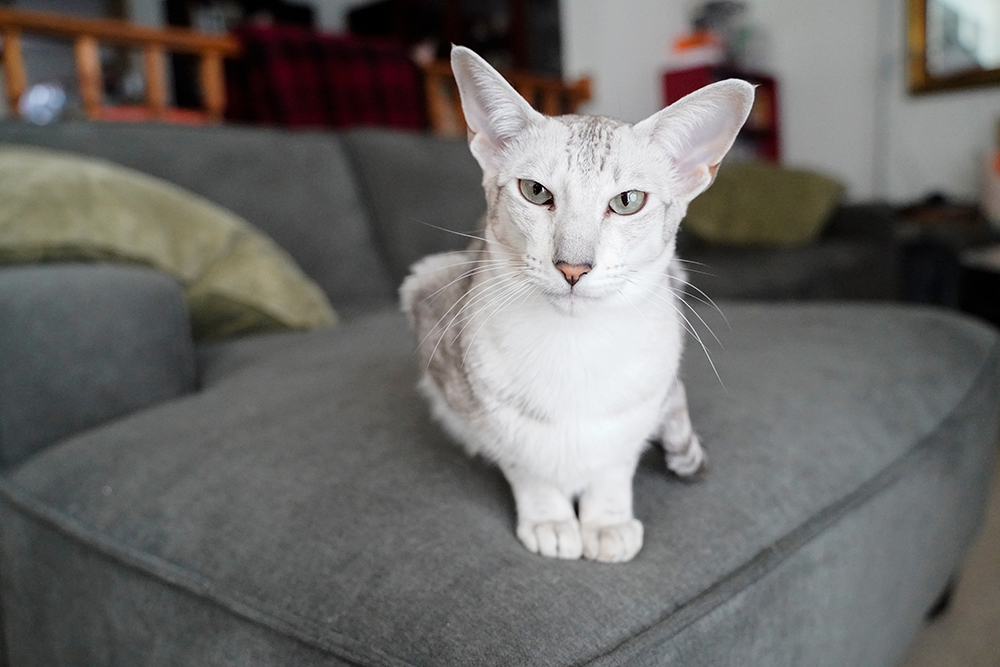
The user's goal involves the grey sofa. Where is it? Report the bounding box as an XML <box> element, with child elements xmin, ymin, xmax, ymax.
<box><xmin>0</xmin><ymin>121</ymin><xmax>998</xmax><ymax>666</ymax></box>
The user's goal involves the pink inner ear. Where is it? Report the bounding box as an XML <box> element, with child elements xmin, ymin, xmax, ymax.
<box><xmin>644</xmin><ymin>79</ymin><xmax>754</xmax><ymax>198</ymax></box>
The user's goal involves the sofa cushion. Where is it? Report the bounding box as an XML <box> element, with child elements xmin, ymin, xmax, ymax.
<box><xmin>684</xmin><ymin>161</ymin><xmax>845</xmax><ymax>247</ymax></box>
<box><xmin>341</xmin><ymin>129</ymin><xmax>487</xmax><ymax>283</ymax></box>
<box><xmin>0</xmin><ymin>145</ymin><xmax>338</xmax><ymax>340</ymax></box>
<box><xmin>0</xmin><ymin>304</ymin><xmax>997</xmax><ymax>665</ymax></box>
<box><xmin>0</xmin><ymin>264</ymin><xmax>196</xmax><ymax>469</ymax></box>
<box><xmin>0</xmin><ymin>122</ymin><xmax>396</xmax><ymax>316</ymax></box>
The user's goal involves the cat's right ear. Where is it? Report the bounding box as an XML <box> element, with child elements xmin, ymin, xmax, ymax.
<box><xmin>451</xmin><ymin>45</ymin><xmax>543</xmax><ymax>172</ymax></box>
<box><xmin>636</xmin><ymin>79</ymin><xmax>754</xmax><ymax>201</ymax></box>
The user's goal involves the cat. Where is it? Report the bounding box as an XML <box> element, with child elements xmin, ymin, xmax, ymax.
<box><xmin>400</xmin><ymin>46</ymin><xmax>753</xmax><ymax>563</ymax></box>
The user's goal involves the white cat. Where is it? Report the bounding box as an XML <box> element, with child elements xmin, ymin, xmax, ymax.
<box><xmin>400</xmin><ymin>46</ymin><xmax>753</xmax><ymax>563</ymax></box>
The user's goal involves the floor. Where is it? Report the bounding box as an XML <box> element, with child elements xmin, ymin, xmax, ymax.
<box><xmin>898</xmin><ymin>449</ymin><xmax>1000</xmax><ymax>666</ymax></box>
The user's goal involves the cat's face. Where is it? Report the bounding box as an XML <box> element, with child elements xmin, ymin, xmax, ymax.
<box><xmin>483</xmin><ymin>114</ymin><xmax>688</xmax><ymax>307</ymax></box>
<box><xmin>451</xmin><ymin>47</ymin><xmax>753</xmax><ymax>313</ymax></box>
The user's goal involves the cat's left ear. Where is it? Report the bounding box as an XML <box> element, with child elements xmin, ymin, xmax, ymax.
<box><xmin>451</xmin><ymin>45</ymin><xmax>544</xmax><ymax>172</ymax></box>
<box><xmin>636</xmin><ymin>79</ymin><xmax>755</xmax><ymax>200</ymax></box>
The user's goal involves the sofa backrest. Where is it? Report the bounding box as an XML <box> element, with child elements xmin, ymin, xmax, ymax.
<box><xmin>0</xmin><ymin>121</ymin><xmax>397</xmax><ymax>316</ymax></box>
<box><xmin>340</xmin><ymin>129</ymin><xmax>487</xmax><ymax>284</ymax></box>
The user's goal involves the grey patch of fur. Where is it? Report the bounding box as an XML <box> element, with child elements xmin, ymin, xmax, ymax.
<box><xmin>557</xmin><ymin>115</ymin><xmax>623</xmax><ymax>176</ymax></box>
<box><xmin>403</xmin><ymin>240</ymin><xmax>487</xmax><ymax>421</ymax></box>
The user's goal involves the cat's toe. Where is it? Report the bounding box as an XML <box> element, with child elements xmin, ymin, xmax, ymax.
<box><xmin>581</xmin><ymin>519</ymin><xmax>643</xmax><ymax>563</ymax></box>
<box><xmin>517</xmin><ymin>519</ymin><xmax>582</xmax><ymax>559</ymax></box>
<box><xmin>666</xmin><ymin>433</ymin><xmax>707</xmax><ymax>478</ymax></box>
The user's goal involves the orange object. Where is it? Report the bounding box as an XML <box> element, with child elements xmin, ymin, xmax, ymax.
<box><xmin>671</xmin><ymin>29</ymin><xmax>722</xmax><ymax>53</ymax></box>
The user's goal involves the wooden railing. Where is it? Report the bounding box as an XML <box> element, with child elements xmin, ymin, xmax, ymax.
<box><xmin>0</xmin><ymin>8</ymin><xmax>242</xmax><ymax>123</ymax></box>
<box><xmin>423</xmin><ymin>59</ymin><xmax>592</xmax><ymax>137</ymax></box>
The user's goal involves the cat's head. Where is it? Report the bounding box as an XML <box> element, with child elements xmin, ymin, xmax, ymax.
<box><xmin>451</xmin><ymin>46</ymin><xmax>753</xmax><ymax>313</ymax></box>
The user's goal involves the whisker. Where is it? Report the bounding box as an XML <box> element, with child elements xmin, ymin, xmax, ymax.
<box><xmin>625</xmin><ymin>278</ymin><xmax>726</xmax><ymax>390</ymax></box>
<box><xmin>626</xmin><ymin>266</ymin><xmax>727</xmax><ymax>326</ymax></box>
<box><xmin>422</xmin><ymin>271</ymin><xmax>524</xmax><ymax>364</ymax></box>
<box><xmin>638</xmin><ymin>281</ymin><xmax>723</xmax><ymax>348</ymax></box>
<box><xmin>625</xmin><ymin>280</ymin><xmax>698</xmax><ymax>339</ymax></box>
<box><xmin>462</xmin><ymin>282</ymin><xmax>535</xmax><ymax>368</ymax></box>
<box><xmin>446</xmin><ymin>279</ymin><xmax>528</xmax><ymax>370</ymax></box>
<box><xmin>453</xmin><ymin>278</ymin><xmax>527</xmax><ymax>342</ymax></box>
<box><xmin>418</xmin><ymin>260</ymin><xmax>511</xmax><ymax>304</ymax></box>
<box><xmin>419</xmin><ymin>269</ymin><xmax>521</xmax><ymax>355</ymax></box>
<box><xmin>662</xmin><ymin>287</ymin><xmax>725</xmax><ymax>348</ymax></box>
<box><xmin>620</xmin><ymin>290</ymin><xmax>652</xmax><ymax>329</ymax></box>
<box><xmin>666</xmin><ymin>287</ymin><xmax>730</xmax><ymax>332</ymax></box>
<box><xmin>673</xmin><ymin>258</ymin><xmax>712</xmax><ymax>268</ymax></box>
<box><xmin>629</xmin><ymin>264</ymin><xmax>717</xmax><ymax>279</ymax></box>
<box><xmin>410</xmin><ymin>217</ymin><xmax>517</xmax><ymax>252</ymax></box>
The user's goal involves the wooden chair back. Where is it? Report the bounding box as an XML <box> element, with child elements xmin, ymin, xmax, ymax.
<box><xmin>423</xmin><ymin>59</ymin><xmax>591</xmax><ymax>137</ymax></box>
<box><xmin>0</xmin><ymin>8</ymin><xmax>241</xmax><ymax>123</ymax></box>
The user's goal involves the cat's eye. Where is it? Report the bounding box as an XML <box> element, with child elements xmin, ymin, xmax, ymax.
<box><xmin>519</xmin><ymin>179</ymin><xmax>554</xmax><ymax>207</ymax></box>
<box><xmin>609</xmin><ymin>190</ymin><xmax>646</xmax><ymax>216</ymax></box>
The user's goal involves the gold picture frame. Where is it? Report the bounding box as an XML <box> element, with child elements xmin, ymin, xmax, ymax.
<box><xmin>907</xmin><ymin>0</ymin><xmax>1000</xmax><ymax>94</ymax></box>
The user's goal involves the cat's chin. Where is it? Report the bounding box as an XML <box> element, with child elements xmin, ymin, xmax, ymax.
<box><xmin>542</xmin><ymin>288</ymin><xmax>609</xmax><ymax>316</ymax></box>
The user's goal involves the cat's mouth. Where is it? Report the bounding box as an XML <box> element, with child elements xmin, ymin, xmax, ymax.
<box><xmin>539</xmin><ymin>279</ymin><xmax>618</xmax><ymax>312</ymax></box>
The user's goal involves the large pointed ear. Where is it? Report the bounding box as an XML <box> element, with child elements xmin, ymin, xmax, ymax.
<box><xmin>451</xmin><ymin>45</ymin><xmax>543</xmax><ymax>172</ymax></box>
<box><xmin>636</xmin><ymin>79</ymin><xmax>754</xmax><ymax>200</ymax></box>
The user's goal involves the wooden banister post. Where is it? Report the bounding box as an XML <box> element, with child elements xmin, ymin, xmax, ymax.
<box><xmin>1</xmin><ymin>29</ymin><xmax>26</xmax><ymax>114</ymax></box>
<box><xmin>423</xmin><ymin>67</ymin><xmax>452</xmax><ymax>136</ymax></box>
<box><xmin>541</xmin><ymin>88</ymin><xmax>560</xmax><ymax>116</ymax></box>
<box><xmin>74</xmin><ymin>35</ymin><xmax>102</xmax><ymax>119</ymax></box>
<box><xmin>199</xmin><ymin>51</ymin><xmax>224</xmax><ymax>121</ymax></box>
<box><xmin>144</xmin><ymin>43</ymin><xmax>167</xmax><ymax>118</ymax></box>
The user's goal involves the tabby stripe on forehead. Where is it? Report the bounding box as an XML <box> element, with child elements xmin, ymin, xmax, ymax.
<box><xmin>563</xmin><ymin>116</ymin><xmax>616</xmax><ymax>174</ymax></box>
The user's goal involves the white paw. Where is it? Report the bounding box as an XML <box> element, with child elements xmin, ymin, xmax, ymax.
<box><xmin>581</xmin><ymin>519</ymin><xmax>644</xmax><ymax>563</ymax></box>
<box><xmin>517</xmin><ymin>519</ymin><xmax>583</xmax><ymax>559</ymax></box>
<box><xmin>666</xmin><ymin>433</ymin><xmax>707</xmax><ymax>477</ymax></box>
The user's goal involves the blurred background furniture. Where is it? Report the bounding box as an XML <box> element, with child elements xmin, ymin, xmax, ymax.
<box><xmin>0</xmin><ymin>6</ymin><xmax>589</xmax><ymax>135</ymax></box>
<box><xmin>0</xmin><ymin>7</ymin><xmax>240</xmax><ymax>123</ymax></box>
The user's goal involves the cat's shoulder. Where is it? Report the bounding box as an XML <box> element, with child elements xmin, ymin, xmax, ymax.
<box><xmin>399</xmin><ymin>239</ymin><xmax>485</xmax><ymax>319</ymax></box>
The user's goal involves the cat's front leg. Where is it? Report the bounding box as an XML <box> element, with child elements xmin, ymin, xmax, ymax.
<box><xmin>660</xmin><ymin>379</ymin><xmax>707</xmax><ymax>477</ymax></box>
<box><xmin>502</xmin><ymin>465</ymin><xmax>582</xmax><ymax>560</ymax></box>
<box><xmin>578</xmin><ymin>463</ymin><xmax>644</xmax><ymax>563</ymax></box>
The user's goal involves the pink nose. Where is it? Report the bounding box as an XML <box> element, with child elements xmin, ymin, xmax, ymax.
<box><xmin>554</xmin><ymin>261</ymin><xmax>592</xmax><ymax>286</ymax></box>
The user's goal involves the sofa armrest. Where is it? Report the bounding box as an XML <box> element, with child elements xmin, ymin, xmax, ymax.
<box><xmin>0</xmin><ymin>264</ymin><xmax>196</xmax><ymax>469</ymax></box>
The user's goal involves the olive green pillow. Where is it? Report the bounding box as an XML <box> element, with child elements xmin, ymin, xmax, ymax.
<box><xmin>0</xmin><ymin>145</ymin><xmax>337</xmax><ymax>340</ymax></box>
<box><xmin>685</xmin><ymin>161</ymin><xmax>845</xmax><ymax>247</ymax></box>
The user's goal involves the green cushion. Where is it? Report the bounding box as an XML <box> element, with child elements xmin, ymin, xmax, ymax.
<box><xmin>685</xmin><ymin>161</ymin><xmax>845</xmax><ymax>247</ymax></box>
<box><xmin>0</xmin><ymin>145</ymin><xmax>338</xmax><ymax>340</ymax></box>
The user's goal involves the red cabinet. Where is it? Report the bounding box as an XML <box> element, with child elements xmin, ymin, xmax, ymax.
<box><xmin>663</xmin><ymin>65</ymin><xmax>780</xmax><ymax>163</ymax></box>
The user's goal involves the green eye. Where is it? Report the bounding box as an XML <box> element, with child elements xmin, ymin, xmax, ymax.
<box><xmin>609</xmin><ymin>190</ymin><xmax>646</xmax><ymax>215</ymax></box>
<box><xmin>519</xmin><ymin>179</ymin><xmax>554</xmax><ymax>206</ymax></box>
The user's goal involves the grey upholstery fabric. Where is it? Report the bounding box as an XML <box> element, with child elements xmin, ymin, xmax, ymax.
<box><xmin>0</xmin><ymin>264</ymin><xmax>196</xmax><ymax>469</ymax></box>
<box><xmin>1</xmin><ymin>303</ymin><xmax>997</xmax><ymax>665</ymax></box>
<box><xmin>341</xmin><ymin>129</ymin><xmax>487</xmax><ymax>283</ymax></box>
<box><xmin>0</xmin><ymin>122</ymin><xmax>396</xmax><ymax>316</ymax></box>
<box><xmin>678</xmin><ymin>204</ymin><xmax>900</xmax><ymax>301</ymax></box>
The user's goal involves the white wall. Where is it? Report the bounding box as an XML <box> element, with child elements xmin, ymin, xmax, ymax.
<box><xmin>561</xmin><ymin>0</ymin><xmax>687</xmax><ymax>124</ymax></box>
<box><xmin>561</xmin><ymin>0</ymin><xmax>1000</xmax><ymax>203</ymax></box>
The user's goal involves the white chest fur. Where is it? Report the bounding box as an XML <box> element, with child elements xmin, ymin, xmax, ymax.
<box><xmin>457</xmin><ymin>277</ymin><xmax>683</xmax><ymax>492</ymax></box>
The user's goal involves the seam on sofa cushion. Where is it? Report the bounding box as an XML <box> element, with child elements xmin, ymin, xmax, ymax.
<box><xmin>0</xmin><ymin>333</ymin><xmax>997</xmax><ymax>667</ymax></box>
<box><xmin>584</xmin><ymin>333</ymin><xmax>1000</xmax><ymax>665</ymax></box>
<box><xmin>0</xmin><ymin>484</ymin><xmax>416</xmax><ymax>667</ymax></box>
